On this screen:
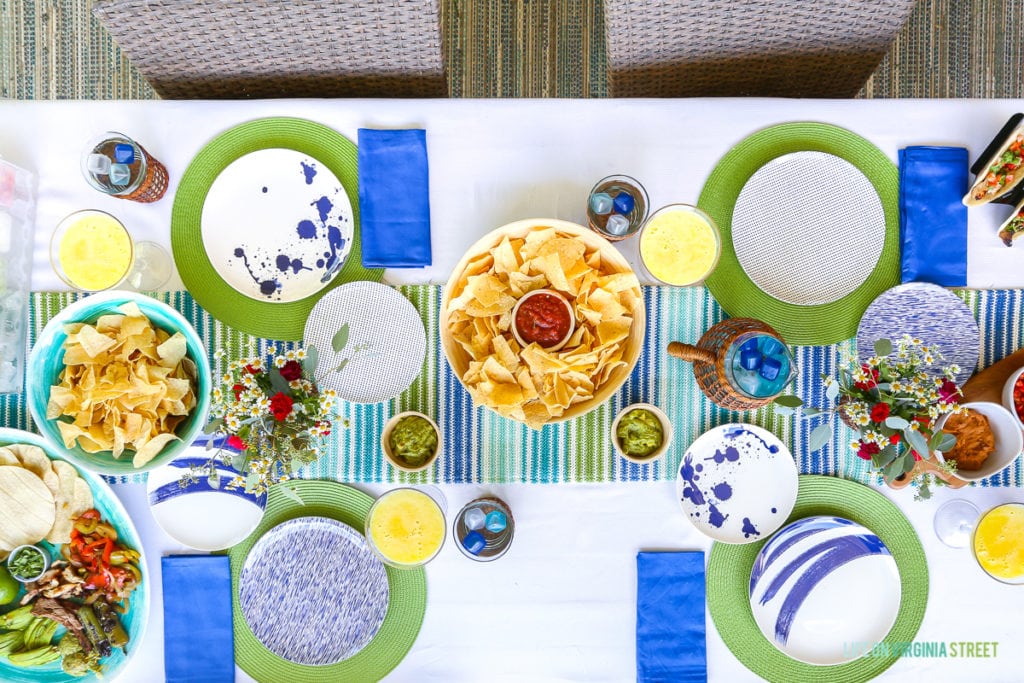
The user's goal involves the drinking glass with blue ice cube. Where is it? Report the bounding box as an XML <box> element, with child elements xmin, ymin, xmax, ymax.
<box><xmin>586</xmin><ymin>174</ymin><xmax>648</xmax><ymax>241</ymax></box>
<box><xmin>453</xmin><ymin>497</ymin><xmax>515</xmax><ymax>562</ymax></box>
<box><xmin>723</xmin><ymin>332</ymin><xmax>797</xmax><ymax>399</ymax></box>
<box><xmin>81</xmin><ymin>132</ymin><xmax>169</xmax><ymax>203</ymax></box>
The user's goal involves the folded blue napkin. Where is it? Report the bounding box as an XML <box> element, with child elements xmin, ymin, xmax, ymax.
<box><xmin>636</xmin><ymin>551</ymin><xmax>707</xmax><ymax>683</ymax></box>
<box><xmin>162</xmin><ymin>555</ymin><xmax>234</xmax><ymax>683</ymax></box>
<box><xmin>898</xmin><ymin>146</ymin><xmax>969</xmax><ymax>286</ymax></box>
<box><xmin>358</xmin><ymin>128</ymin><xmax>432</xmax><ymax>268</ymax></box>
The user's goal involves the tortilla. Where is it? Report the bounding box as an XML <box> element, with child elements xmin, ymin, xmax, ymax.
<box><xmin>0</xmin><ymin>465</ymin><xmax>56</xmax><ymax>550</ymax></box>
<box><xmin>965</xmin><ymin>126</ymin><xmax>1024</xmax><ymax>206</ymax></box>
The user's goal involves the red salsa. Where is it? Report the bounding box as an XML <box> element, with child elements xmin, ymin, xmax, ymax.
<box><xmin>515</xmin><ymin>292</ymin><xmax>572</xmax><ymax>347</ymax></box>
<box><xmin>1014</xmin><ymin>375</ymin><xmax>1024</xmax><ymax>422</ymax></box>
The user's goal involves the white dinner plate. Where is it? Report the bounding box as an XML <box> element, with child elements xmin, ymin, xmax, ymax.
<box><xmin>238</xmin><ymin>516</ymin><xmax>390</xmax><ymax>666</ymax></box>
<box><xmin>675</xmin><ymin>423</ymin><xmax>798</xmax><ymax>544</ymax></box>
<box><xmin>749</xmin><ymin>516</ymin><xmax>902</xmax><ymax>665</ymax></box>
<box><xmin>200</xmin><ymin>148</ymin><xmax>354</xmax><ymax>303</ymax></box>
<box><xmin>146</xmin><ymin>435</ymin><xmax>267</xmax><ymax>551</ymax></box>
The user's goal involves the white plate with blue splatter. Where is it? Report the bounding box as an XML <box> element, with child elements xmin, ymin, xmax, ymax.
<box><xmin>749</xmin><ymin>516</ymin><xmax>901</xmax><ymax>665</ymax></box>
<box><xmin>146</xmin><ymin>436</ymin><xmax>267</xmax><ymax>551</ymax></box>
<box><xmin>200</xmin><ymin>148</ymin><xmax>354</xmax><ymax>303</ymax></box>
<box><xmin>239</xmin><ymin>516</ymin><xmax>390</xmax><ymax>665</ymax></box>
<box><xmin>675</xmin><ymin>423</ymin><xmax>797</xmax><ymax>544</ymax></box>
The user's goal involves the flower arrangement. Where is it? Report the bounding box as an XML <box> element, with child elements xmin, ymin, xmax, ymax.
<box><xmin>776</xmin><ymin>335</ymin><xmax>965</xmax><ymax>498</ymax></box>
<box><xmin>189</xmin><ymin>347</ymin><xmax>339</xmax><ymax>496</ymax></box>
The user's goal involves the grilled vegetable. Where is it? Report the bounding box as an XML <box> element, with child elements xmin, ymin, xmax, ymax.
<box><xmin>94</xmin><ymin>600</ymin><xmax>129</xmax><ymax>651</ymax></box>
<box><xmin>7</xmin><ymin>644</ymin><xmax>60</xmax><ymax>667</ymax></box>
<box><xmin>77</xmin><ymin>606</ymin><xmax>112</xmax><ymax>659</ymax></box>
<box><xmin>0</xmin><ymin>604</ymin><xmax>35</xmax><ymax>630</ymax></box>
<box><xmin>0</xmin><ymin>630</ymin><xmax>23</xmax><ymax>656</ymax></box>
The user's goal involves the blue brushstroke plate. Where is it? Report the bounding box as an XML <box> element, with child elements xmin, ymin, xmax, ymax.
<box><xmin>675</xmin><ymin>423</ymin><xmax>798</xmax><ymax>544</ymax></box>
<box><xmin>200</xmin><ymin>148</ymin><xmax>354</xmax><ymax>303</ymax></box>
<box><xmin>238</xmin><ymin>516</ymin><xmax>389</xmax><ymax>666</ymax></box>
<box><xmin>749</xmin><ymin>515</ymin><xmax>901</xmax><ymax>665</ymax></box>
<box><xmin>0</xmin><ymin>428</ymin><xmax>150</xmax><ymax>683</ymax></box>
<box><xmin>146</xmin><ymin>435</ymin><xmax>267</xmax><ymax>551</ymax></box>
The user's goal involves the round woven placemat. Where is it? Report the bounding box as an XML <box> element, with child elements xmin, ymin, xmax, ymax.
<box><xmin>171</xmin><ymin>117</ymin><xmax>383</xmax><ymax>341</ymax></box>
<box><xmin>227</xmin><ymin>480</ymin><xmax>426</xmax><ymax>683</ymax></box>
<box><xmin>699</xmin><ymin>122</ymin><xmax>900</xmax><ymax>346</ymax></box>
<box><xmin>707</xmin><ymin>475</ymin><xmax>928</xmax><ymax>683</ymax></box>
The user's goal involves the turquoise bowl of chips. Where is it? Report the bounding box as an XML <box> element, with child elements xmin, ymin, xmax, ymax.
<box><xmin>26</xmin><ymin>291</ymin><xmax>211</xmax><ymax>476</ymax></box>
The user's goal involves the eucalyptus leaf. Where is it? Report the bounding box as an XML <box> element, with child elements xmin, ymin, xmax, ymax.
<box><xmin>800</xmin><ymin>407</ymin><xmax>823</xmax><ymax>417</ymax></box>
<box><xmin>937</xmin><ymin>433</ymin><xmax>957</xmax><ymax>452</ymax></box>
<box><xmin>245</xmin><ymin>473</ymin><xmax>260</xmax><ymax>492</ymax></box>
<box><xmin>231</xmin><ymin>453</ymin><xmax>247</xmax><ymax>471</ymax></box>
<box><xmin>269</xmin><ymin>368</ymin><xmax>291</xmax><ymax>395</ymax></box>
<box><xmin>335</xmin><ymin>358</ymin><xmax>350</xmax><ymax>374</ymax></box>
<box><xmin>871</xmin><ymin>444</ymin><xmax>894</xmax><ymax>469</ymax></box>
<box><xmin>774</xmin><ymin>394</ymin><xmax>804</xmax><ymax>408</ymax></box>
<box><xmin>807</xmin><ymin>423</ymin><xmax>833</xmax><ymax>451</ymax></box>
<box><xmin>278</xmin><ymin>485</ymin><xmax>305</xmax><ymax>506</ymax></box>
<box><xmin>205</xmin><ymin>438</ymin><xmax>215</xmax><ymax>451</ymax></box>
<box><xmin>902</xmin><ymin>452</ymin><xmax>917</xmax><ymax>474</ymax></box>
<box><xmin>773</xmin><ymin>405</ymin><xmax>795</xmax><ymax>417</ymax></box>
<box><xmin>905</xmin><ymin>429</ymin><xmax>930</xmax><ymax>460</ymax></box>
<box><xmin>203</xmin><ymin>418</ymin><xmax>224</xmax><ymax>435</ymax></box>
<box><xmin>883</xmin><ymin>457</ymin><xmax>904</xmax><ymax>481</ymax></box>
<box><xmin>304</xmin><ymin>345</ymin><xmax>319</xmax><ymax>376</ymax></box>
<box><xmin>291</xmin><ymin>458</ymin><xmax>305</xmax><ymax>475</ymax></box>
<box><xmin>874</xmin><ymin>383</ymin><xmax>891</xmax><ymax>392</ymax></box>
<box><xmin>207</xmin><ymin>472</ymin><xmax>221</xmax><ymax>489</ymax></box>
<box><xmin>332</xmin><ymin>323</ymin><xmax>350</xmax><ymax>353</ymax></box>
<box><xmin>885</xmin><ymin>416</ymin><xmax>910</xmax><ymax>430</ymax></box>
<box><xmin>825</xmin><ymin>381</ymin><xmax>840</xmax><ymax>401</ymax></box>
<box><xmin>873</xmin><ymin>339</ymin><xmax>893</xmax><ymax>357</ymax></box>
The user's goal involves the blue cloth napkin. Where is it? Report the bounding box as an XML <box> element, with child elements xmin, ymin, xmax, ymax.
<box><xmin>898</xmin><ymin>146</ymin><xmax>969</xmax><ymax>286</ymax></box>
<box><xmin>636</xmin><ymin>551</ymin><xmax>707</xmax><ymax>683</ymax></box>
<box><xmin>358</xmin><ymin>128</ymin><xmax>432</xmax><ymax>268</ymax></box>
<box><xmin>162</xmin><ymin>555</ymin><xmax>234</xmax><ymax>683</ymax></box>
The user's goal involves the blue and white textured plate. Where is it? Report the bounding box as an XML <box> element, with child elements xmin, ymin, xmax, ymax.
<box><xmin>856</xmin><ymin>282</ymin><xmax>979</xmax><ymax>386</ymax></box>
<box><xmin>146</xmin><ymin>436</ymin><xmax>266</xmax><ymax>551</ymax></box>
<box><xmin>675</xmin><ymin>423</ymin><xmax>798</xmax><ymax>544</ymax></box>
<box><xmin>239</xmin><ymin>516</ymin><xmax>389</xmax><ymax>666</ymax></box>
<box><xmin>200</xmin><ymin>147</ymin><xmax>354</xmax><ymax>303</ymax></box>
<box><xmin>749</xmin><ymin>516</ymin><xmax>902</xmax><ymax>666</ymax></box>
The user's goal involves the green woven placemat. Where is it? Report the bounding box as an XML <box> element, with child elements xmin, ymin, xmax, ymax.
<box><xmin>707</xmin><ymin>475</ymin><xmax>928</xmax><ymax>683</ymax></box>
<box><xmin>699</xmin><ymin>122</ymin><xmax>900</xmax><ymax>345</ymax></box>
<box><xmin>171</xmin><ymin>116</ymin><xmax>383</xmax><ymax>341</ymax></box>
<box><xmin>227</xmin><ymin>480</ymin><xmax>426</xmax><ymax>683</ymax></box>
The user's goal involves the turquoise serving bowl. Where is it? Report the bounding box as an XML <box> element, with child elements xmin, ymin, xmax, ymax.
<box><xmin>26</xmin><ymin>291</ymin><xmax>211</xmax><ymax>476</ymax></box>
<box><xmin>0</xmin><ymin>428</ymin><xmax>150</xmax><ymax>683</ymax></box>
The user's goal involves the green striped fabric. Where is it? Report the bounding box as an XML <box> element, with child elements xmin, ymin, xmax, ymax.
<box><xmin>4</xmin><ymin>287</ymin><xmax>1022</xmax><ymax>487</ymax></box>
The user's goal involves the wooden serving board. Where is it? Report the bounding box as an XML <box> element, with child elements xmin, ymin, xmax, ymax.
<box><xmin>962</xmin><ymin>347</ymin><xmax>1024</xmax><ymax>404</ymax></box>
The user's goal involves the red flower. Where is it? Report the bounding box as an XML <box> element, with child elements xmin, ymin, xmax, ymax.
<box><xmin>232</xmin><ymin>383</ymin><xmax>244</xmax><ymax>399</ymax></box>
<box><xmin>854</xmin><ymin>364</ymin><xmax>881</xmax><ymax>391</ymax></box>
<box><xmin>279</xmin><ymin>360</ymin><xmax>303</xmax><ymax>382</ymax></box>
<box><xmin>870</xmin><ymin>403</ymin><xmax>890</xmax><ymax>423</ymax></box>
<box><xmin>938</xmin><ymin>379</ymin><xmax>961</xmax><ymax>404</ymax></box>
<box><xmin>245</xmin><ymin>364</ymin><xmax>260</xmax><ymax>375</ymax></box>
<box><xmin>911</xmin><ymin>449</ymin><xmax>922</xmax><ymax>462</ymax></box>
<box><xmin>226</xmin><ymin>435</ymin><xmax>246</xmax><ymax>451</ymax></box>
<box><xmin>269</xmin><ymin>392</ymin><xmax>294</xmax><ymax>421</ymax></box>
<box><xmin>856</xmin><ymin>441</ymin><xmax>881</xmax><ymax>461</ymax></box>
<box><xmin>889</xmin><ymin>433</ymin><xmax>901</xmax><ymax>445</ymax></box>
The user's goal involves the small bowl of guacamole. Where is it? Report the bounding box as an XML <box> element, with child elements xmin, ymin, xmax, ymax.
<box><xmin>612</xmin><ymin>403</ymin><xmax>672</xmax><ymax>464</ymax></box>
<box><xmin>382</xmin><ymin>411</ymin><xmax>442</xmax><ymax>472</ymax></box>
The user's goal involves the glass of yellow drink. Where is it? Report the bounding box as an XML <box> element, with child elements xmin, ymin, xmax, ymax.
<box><xmin>365</xmin><ymin>487</ymin><xmax>446</xmax><ymax>569</ymax></box>
<box><xmin>50</xmin><ymin>210</ymin><xmax>134</xmax><ymax>291</ymax></box>
<box><xmin>972</xmin><ymin>502</ymin><xmax>1024</xmax><ymax>584</ymax></box>
<box><xmin>639</xmin><ymin>204</ymin><xmax>721</xmax><ymax>286</ymax></box>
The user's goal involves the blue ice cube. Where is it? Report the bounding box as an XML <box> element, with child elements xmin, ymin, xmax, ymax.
<box><xmin>462</xmin><ymin>530</ymin><xmax>486</xmax><ymax>555</ymax></box>
<box><xmin>740</xmin><ymin>348</ymin><xmax>762</xmax><ymax>371</ymax></box>
<box><xmin>463</xmin><ymin>507</ymin><xmax>486</xmax><ymax>531</ymax></box>
<box><xmin>86</xmin><ymin>153</ymin><xmax>111</xmax><ymax>175</ymax></box>
<box><xmin>113</xmin><ymin>143</ymin><xmax>135</xmax><ymax>164</ymax></box>
<box><xmin>613</xmin><ymin>191</ymin><xmax>635</xmax><ymax>214</ymax></box>
<box><xmin>733</xmin><ymin>368</ymin><xmax>762</xmax><ymax>397</ymax></box>
<box><xmin>109</xmin><ymin>163</ymin><xmax>131</xmax><ymax>186</ymax></box>
<box><xmin>605</xmin><ymin>214</ymin><xmax>631</xmax><ymax>236</ymax></box>
<box><xmin>485</xmin><ymin>510</ymin><xmax>507</xmax><ymax>533</ymax></box>
<box><xmin>590</xmin><ymin>192</ymin><xmax>613</xmax><ymax>215</ymax></box>
<box><xmin>759</xmin><ymin>336</ymin><xmax>783</xmax><ymax>356</ymax></box>
<box><xmin>740</xmin><ymin>336</ymin><xmax>760</xmax><ymax>353</ymax></box>
<box><xmin>759</xmin><ymin>357</ymin><xmax>782</xmax><ymax>381</ymax></box>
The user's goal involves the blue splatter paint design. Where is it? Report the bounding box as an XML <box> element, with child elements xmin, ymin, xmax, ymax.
<box><xmin>234</xmin><ymin>247</ymin><xmax>279</xmax><ymax>296</ymax></box>
<box><xmin>300</xmin><ymin>161</ymin><xmax>317</xmax><ymax>184</ymax></box>
<box><xmin>313</xmin><ymin>196</ymin><xmax>333</xmax><ymax>223</ymax></box>
<box><xmin>725</xmin><ymin>425</ymin><xmax>780</xmax><ymax>453</ymax></box>
<box><xmin>679</xmin><ymin>453</ymin><xmax>729</xmax><ymax>529</ymax></box>
<box><xmin>297</xmin><ymin>219</ymin><xmax>317</xmax><ymax>239</ymax></box>
<box><xmin>712</xmin><ymin>482</ymin><xmax>732</xmax><ymax>500</ymax></box>
<box><xmin>741</xmin><ymin>517</ymin><xmax>760</xmax><ymax>538</ymax></box>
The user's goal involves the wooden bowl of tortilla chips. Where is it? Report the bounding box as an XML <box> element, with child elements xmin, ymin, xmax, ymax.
<box><xmin>441</xmin><ymin>219</ymin><xmax>645</xmax><ymax>429</ymax></box>
<box><xmin>26</xmin><ymin>291</ymin><xmax>211</xmax><ymax>475</ymax></box>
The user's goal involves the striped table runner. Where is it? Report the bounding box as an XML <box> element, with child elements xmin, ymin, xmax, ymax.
<box><xmin>3</xmin><ymin>288</ymin><xmax>1022</xmax><ymax>487</ymax></box>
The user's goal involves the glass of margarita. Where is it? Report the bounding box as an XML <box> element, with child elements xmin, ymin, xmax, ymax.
<box><xmin>638</xmin><ymin>204</ymin><xmax>721</xmax><ymax>286</ymax></box>
<box><xmin>51</xmin><ymin>210</ymin><xmax>172</xmax><ymax>292</ymax></box>
<box><xmin>972</xmin><ymin>502</ymin><xmax>1024</xmax><ymax>585</ymax></box>
<box><xmin>365</xmin><ymin>487</ymin><xmax>446</xmax><ymax>569</ymax></box>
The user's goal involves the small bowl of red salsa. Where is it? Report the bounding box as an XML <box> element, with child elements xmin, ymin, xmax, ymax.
<box><xmin>1002</xmin><ymin>367</ymin><xmax>1024</xmax><ymax>430</ymax></box>
<box><xmin>511</xmin><ymin>289</ymin><xmax>576</xmax><ymax>351</ymax></box>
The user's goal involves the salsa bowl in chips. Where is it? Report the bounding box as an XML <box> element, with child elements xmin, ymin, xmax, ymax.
<box><xmin>441</xmin><ymin>219</ymin><xmax>645</xmax><ymax>428</ymax></box>
<box><xmin>27</xmin><ymin>291</ymin><xmax>211</xmax><ymax>476</ymax></box>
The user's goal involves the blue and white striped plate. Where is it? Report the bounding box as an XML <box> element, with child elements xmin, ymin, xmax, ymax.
<box><xmin>749</xmin><ymin>516</ymin><xmax>901</xmax><ymax>665</ymax></box>
<box><xmin>239</xmin><ymin>516</ymin><xmax>390</xmax><ymax>665</ymax></box>
<box><xmin>146</xmin><ymin>436</ymin><xmax>266</xmax><ymax>551</ymax></box>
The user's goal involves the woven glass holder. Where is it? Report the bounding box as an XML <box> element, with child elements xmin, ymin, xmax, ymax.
<box><xmin>668</xmin><ymin>317</ymin><xmax>785</xmax><ymax>410</ymax></box>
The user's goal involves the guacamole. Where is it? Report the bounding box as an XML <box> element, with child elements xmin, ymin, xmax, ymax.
<box><xmin>389</xmin><ymin>415</ymin><xmax>438</xmax><ymax>468</ymax></box>
<box><xmin>616</xmin><ymin>408</ymin><xmax>664</xmax><ymax>458</ymax></box>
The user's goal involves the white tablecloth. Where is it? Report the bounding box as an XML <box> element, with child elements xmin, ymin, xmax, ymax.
<box><xmin>2</xmin><ymin>98</ymin><xmax>1024</xmax><ymax>682</ymax></box>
